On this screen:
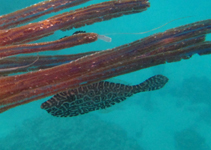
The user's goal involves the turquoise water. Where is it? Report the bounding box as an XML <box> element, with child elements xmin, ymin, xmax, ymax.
<box><xmin>0</xmin><ymin>0</ymin><xmax>211</xmax><ymax>150</ymax></box>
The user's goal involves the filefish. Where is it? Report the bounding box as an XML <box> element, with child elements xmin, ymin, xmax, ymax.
<box><xmin>41</xmin><ymin>75</ymin><xmax>168</xmax><ymax>117</ymax></box>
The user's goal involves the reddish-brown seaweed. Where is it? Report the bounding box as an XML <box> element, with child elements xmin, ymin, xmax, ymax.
<box><xmin>0</xmin><ymin>0</ymin><xmax>90</xmax><ymax>30</ymax></box>
<box><xmin>0</xmin><ymin>33</ymin><xmax>98</xmax><ymax>58</ymax></box>
<box><xmin>0</xmin><ymin>51</ymin><xmax>96</xmax><ymax>76</ymax></box>
<box><xmin>0</xmin><ymin>0</ymin><xmax>150</xmax><ymax>46</ymax></box>
<box><xmin>0</xmin><ymin>19</ymin><xmax>211</xmax><ymax>113</ymax></box>
<box><xmin>0</xmin><ymin>0</ymin><xmax>211</xmax><ymax>114</ymax></box>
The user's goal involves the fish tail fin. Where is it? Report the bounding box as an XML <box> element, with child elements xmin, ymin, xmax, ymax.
<box><xmin>132</xmin><ymin>75</ymin><xmax>168</xmax><ymax>93</ymax></box>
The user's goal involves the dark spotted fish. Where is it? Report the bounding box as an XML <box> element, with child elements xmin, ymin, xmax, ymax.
<box><xmin>41</xmin><ymin>75</ymin><xmax>168</xmax><ymax>117</ymax></box>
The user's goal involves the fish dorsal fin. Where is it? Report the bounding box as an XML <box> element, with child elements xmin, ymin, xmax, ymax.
<box><xmin>131</xmin><ymin>75</ymin><xmax>168</xmax><ymax>94</ymax></box>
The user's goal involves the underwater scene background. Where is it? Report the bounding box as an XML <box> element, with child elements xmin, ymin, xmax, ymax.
<box><xmin>0</xmin><ymin>0</ymin><xmax>211</xmax><ymax>150</ymax></box>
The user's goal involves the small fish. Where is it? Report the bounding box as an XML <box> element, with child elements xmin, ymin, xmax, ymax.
<box><xmin>73</xmin><ymin>31</ymin><xmax>86</xmax><ymax>35</ymax></box>
<box><xmin>59</xmin><ymin>31</ymin><xmax>86</xmax><ymax>39</ymax></box>
<box><xmin>59</xmin><ymin>35</ymin><xmax>68</xmax><ymax>40</ymax></box>
<box><xmin>41</xmin><ymin>75</ymin><xmax>168</xmax><ymax>117</ymax></box>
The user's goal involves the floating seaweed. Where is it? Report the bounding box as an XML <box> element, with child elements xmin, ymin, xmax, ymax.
<box><xmin>0</xmin><ymin>33</ymin><xmax>97</xmax><ymax>58</ymax></box>
<box><xmin>0</xmin><ymin>0</ymin><xmax>150</xmax><ymax>46</ymax></box>
<box><xmin>0</xmin><ymin>0</ymin><xmax>90</xmax><ymax>30</ymax></box>
<box><xmin>0</xmin><ymin>0</ymin><xmax>211</xmax><ymax>115</ymax></box>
